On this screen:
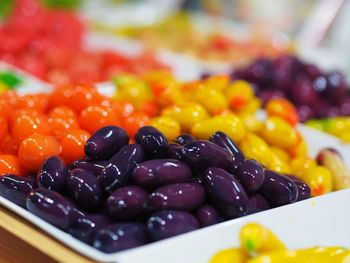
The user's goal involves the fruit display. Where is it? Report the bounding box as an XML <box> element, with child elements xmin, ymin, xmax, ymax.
<box><xmin>229</xmin><ymin>55</ymin><xmax>350</xmax><ymax>122</ymax></box>
<box><xmin>94</xmin><ymin>12</ymin><xmax>291</xmax><ymax>63</ymax></box>
<box><xmin>0</xmin><ymin>1</ymin><xmax>349</xmax><ymax>259</ymax></box>
<box><xmin>0</xmin><ymin>0</ymin><xmax>169</xmax><ymax>86</ymax></box>
<box><xmin>0</xmin><ymin>85</ymin><xmax>144</xmax><ymax>173</ymax></box>
<box><xmin>0</xmin><ymin>72</ymin><xmax>342</xmax><ymax>197</ymax></box>
<box><xmin>0</xmin><ymin>124</ymin><xmax>313</xmax><ymax>253</ymax></box>
<box><xmin>0</xmin><ymin>68</ymin><xmax>349</xmax><ymax>255</ymax></box>
<box><xmin>113</xmin><ymin>73</ymin><xmax>341</xmax><ymax>197</ymax></box>
<box><xmin>210</xmin><ymin>222</ymin><xmax>350</xmax><ymax>263</ymax></box>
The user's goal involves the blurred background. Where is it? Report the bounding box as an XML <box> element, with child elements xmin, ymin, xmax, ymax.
<box><xmin>0</xmin><ymin>0</ymin><xmax>349</xmax><ymax>83</ymax></box>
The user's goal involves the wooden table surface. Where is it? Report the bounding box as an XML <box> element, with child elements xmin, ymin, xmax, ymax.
<box><xmin>0</xmin><ymin>206</ymin><xmax>96</xmax><ymax>263</ymax></box>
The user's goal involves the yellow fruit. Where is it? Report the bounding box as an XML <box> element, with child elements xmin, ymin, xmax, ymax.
<box><xmin>260</xmin><ymin>116</ymin><xmax>298</xmax><ymax>149</ymax></box>
<box><xmin>268</xmin><ymin>153</ymin><xmax>292</xmax><ymax>174</ymax></box>
<box><xmin>301</xmin><ymin>165</ymin><xmax>333</xmax><ymax>196</ymax></box>
<box><xmin>209</xmin><ymin>248</ymin><xmax>248</xmax><ymax>263</ymax></box>
<box><xmin>238</xmin><ymin>113</ymin><xmax>263</xmax><ymax>133</ymax></box>
<box><xmin>240</xmin><ymin>223</ymin><xmax>286</xmax><ymax>254</ymax></box>
<box><xmin>239</xmin><ymin>133</ymin><xmax>272</xmax><ymax>167</ymax></box>
<box><xmin>162</xmin><ymin>102</ymin><xmax>209</xmax><ymax>132</ymax></box>
<box><xmin>191</xmin><ymin>114</ymin><xmax>245</xmax><ymax>143</ymax></box>
<box><xmin>149</xmin><ymin>116</ymin><xmax>181</xmax><ymax>141</ymax></box>
<box><xmin>193</xmin><ymin>88</ymin><xmax>228</xmax><ymax>115</ymax></box>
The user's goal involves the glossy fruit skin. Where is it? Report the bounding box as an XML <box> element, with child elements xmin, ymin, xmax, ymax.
<box><xmin>175</xmin><ymin>134</ymin><xmax>195</xmax><ymax>146</ymax></box>
<box><xmin>165</xmin><ymin>143</ymin><xmax>183</xmax><ymax>160</ymax></box>
<box><xmin>246</xmin><ymin>193</ymin><xmax>270</xmax><ymax>215</ymax></box>
<box><xmin>134</xmin><ymin>126</ymin><xmax>168</xmax><ymax>158</ymax></box>
<box><xmin>196</xmin><ymin>205</ymin><xmax>220</xmax><ymax>227</ymax></box>
<box><xmin>285</xmin><ymin>174</ymin><xmax>311</xmax><ymax>201</ymax></box>
<box><xmin>37</xmin><ymin>156</ymin><xmax>67</xmax><ymax>192</ymax></box>
<box><xmin>236</xmin><ymin>159</ymin><xmax>265</xmax><ymax>192</ymax></box>
<box><xmin>107</xmin><ymin>186</ymin><xmax>148</xmax><ymax>220</ymax></box>
<box><xmin>84</xmin><ymin>126</ymin><xmax>129</xmax><ymax>160</ymax></box>
<box><xmin>26</xmin><ymin>188</ymin><xmax>77</xmax><ymax>229</ymax></box>
<box><xmin>70</xmin><ymin>158</ymin><xmax>107</xmax><ymax>177</ymax></box>
<box><xmin>146</xmin><ymin>183</ymin><xmax>205</xmax><ymax>211</ymax></box>
<box><xmin>149</xmin><ymin>116</ymin><xmax>180</xmax><ymax>141</ymax></box>
<box><xmin>260</xmin><ymin>116</ymin><xmax>298</xmax><ymax>149</ymax></box>
<box><xmin>191</xmin><ymin>114</ymin><xmax>245</xmax><ymax>143</ymax></box>
<box><xmin>66</xmin><ymin>168</ymin><xmax>102</xmax><ymax>209</ymax></box>
<box><xmin>147</xmin><ymin>210</ymin><xmax>199</xmax><ymax>241</ymax></box>
<box><xmin>132</xmin><ymin>159</ymin><xmax>192</xmax><ymax>189</ymax></box>
<box><xmin>18</xmin><ymin>134</ymin><xmax>61</xmax><ymax>172</ymax></box>
<box><xmin>0</xmin><ymin>174</ymin><xmax>36</xmax><ymax>207</ymax></box>
<box><xmin>98</xmin><ymin>144</ymin><xmax>144</xmax><ymax>194</ymax></box>
<box><xmin>0</xmin><ymin>154</ymin><xmax>23</xmax><ymax>176</ymax></box>
<box><xmin>93</xmin><ymin>223</ymin><xmax>148</xmax><ymax>253</ymax></box>
<box><xmin>161</xmin><ymin>103</ymin><xmax>209</xmax><ymax>132</ymax></box>
<box><xmin>60</xmin><ymin>129</ymin><xmax>90</xmax><ymax>165</ymax></box>
<box><xmin>122</xmin><ymin>112</ymin><xmax>150</xmax><ymax>138</ymax></box>
<box><xmin>47</xmin><ymin>106</ymin><xmax>79</xmax><ymax>139</ymax></box>
<box><xmin>67</xmin><ymin>214</ymin><xmax>110</xmax><ymax>244</ymax></box>
<box><xmin>79</xmin><ymin>105</ymin><xmax>120</xmax><ymax>134</ymax></box>
<box><xmin>12</xmin><ymin>113</ymin><xmax>51</xmax><ymax>144</ymax></box>
<box><xmin>180</xmin><ymin>140</ymin><xmax>235</xmax><ymax>172</ymax></box>
<box><xmin>209</xmin><ymin>131</ymin><xmax>244</xmax><ymax>171</ymax></box>
<box><xmin>204</xmin><ymin>167</ymin><xmax>248</xmax><ymax>219</ymax></box>
<box><xmin>259</xmin><ymin>170</ymin><xmax>298</xmax><ymax>207</ymax></box>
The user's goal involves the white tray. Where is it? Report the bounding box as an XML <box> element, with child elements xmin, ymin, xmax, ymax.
<box><xmin>1</xmin><ymin>189</ymin><xmax>350</xmax><ymax>263</ymax></box>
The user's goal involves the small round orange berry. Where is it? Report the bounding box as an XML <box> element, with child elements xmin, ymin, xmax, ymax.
<box><xmin>18</xmin><ymin>134</ymin><xmax>61</xmax><ymax>172</ymax></box>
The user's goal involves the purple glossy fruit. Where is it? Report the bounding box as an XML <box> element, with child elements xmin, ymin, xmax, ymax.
<box><xmin>85</xmin><ymin>126</ymin><xmax>129</xmax><ymax>160</ymax></box>
<box><xmin>165</xmin><ymin>143</ymin><xmax>183</xmax><ymax>160</ymax></box>
<box><xmin>204</xmin><ymin>167</ymin><xmax>248</xmax><ymax>218</ymax></box>
<box><xmin>180</xmin><ymin>140</ymin><xmax>235</xmax><ymax>172</ymax></box>
<box><xmin>248</xmin><ymin>58</ymin><xmax>273</xmax><ymax>84</ymax></box>
<box><xmin>67</xmin><ymin>214</ymin><xmax>110</xmax><ymax>244</ymax></box>
<box><xmin>246</xmin><ymin>193</ymin><xmax>270</xmax><ymax>215</ymax></box>
<box><xmin>339</xmin><ymin>97</ymin><xmax>350</xmax><ymax>115</ymax></box>
<box><xmin>26</xmin><ymin>188</ymin><xmax>77</xmax><ymax>229</ymax></box>
<box><xmin>132</xmin><ymin>159</ymin><xmax>192</xmax><ymax>189</ymax></box>
<box><xmin>66</xmin><ymin>169</ymin><xmax>102</xmax><ymax>209</ymax></box>
<box><xmin>325</xmin><ymin>71</ymin><xmax>346</xmax><ymax>103</ymax></box>
<box><xmin>290</xmin><ymin>77</ymin><xmax>317</xmax><ymax>105</ymax></box>
<box><xmin>304</xmin><ymin>64</ymin><xmax>321</xmax><ymax>80</ymax></box>
<box><xmin>259</xmin><ymin>170</ymin><xmax>298</xmax><ymax>207</ymax></box>
<box><xmin>37</xmin><ymin>156</ymin><xmax>67</xmax><ymax>192</ymax></box>
<box><xmin>93</xmin><ymin>223</ymin><xmax>147</xmax><ymax>253</ymax></box>
<box><xmin>285</xmin><ymin>175</ymin><xmax>311</xmax><ymax>201</ymax></box>
<box><xmin>70</xmin><ymin>158</ymin><xmax>107</xmax><ymax>177</ymax></box>
<box><xmin>236</xmin><ymin>159</ymin><xmax>265</xmax><ymax>192</ymax></box>
<box><xmin>146</xmin><ymin>183</ymin><xmax>205</xmax><ymax>211</ymax></box>
<box><xmin>98</xmin><ymin>144</ymin><xmax>144</xmax><ymax>194</ymax></box>
<box><xmin>209</xmin><ymin>131</ymin><xmax>244</xmax><ymax>171</ymax></box>
<box><xmin>107</xmin><ymin>186</ymin><xmax>148</xmax><ymax>220</ymax></box>
<box><xmin>196</xmin><ymin>205</ymin><xmax>220</xmax><ymax>227</ymax></box>
<box><xmin>147</xmin><ymin>210</ymin><xmax>199</xmax><ymax>241</ymax></box>
<box><xmin>175</xmin><ymin>134</ymin><xmax>195</xmax><ymax>146</ymax></box>
<box><xmin>134</xmin><ymin>126</ymin><xmax>168</xmax><ymax>157</ymax></box>
<box><xmin>0</xmin><ymin>174</ymin><xmax>36</xmax><ymax>207</ymax></box>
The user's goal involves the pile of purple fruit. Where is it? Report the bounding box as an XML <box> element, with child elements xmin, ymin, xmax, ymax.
<box><xmin>0</xmin><ymin>125</ymin><xmax>311</xmax><ymax>253</ymax></box>
<box><xmin>230</xmin><ymin>55</ymin><xmax>350</xmax><ymax>121</ymax></box>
